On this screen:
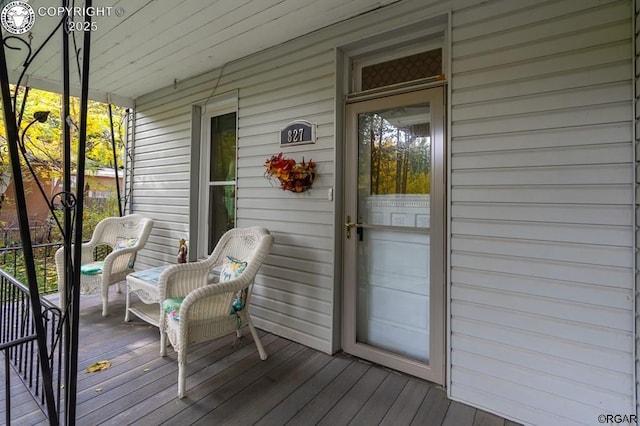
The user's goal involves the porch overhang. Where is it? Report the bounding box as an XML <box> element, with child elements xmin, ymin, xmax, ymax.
<box><xmin>3</xmin><ymin>0</ymin><xmax>401</xmax><ymax>105</ymax></box>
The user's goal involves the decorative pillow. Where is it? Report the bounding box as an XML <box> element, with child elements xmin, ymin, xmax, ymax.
<box><xmin>114</xmin><ymin>237</ymin><xmax>138</xmax><ymax>250</ymax></box>
<box><xmin>232</xmin><ymin>289</ymin><xmax>246</xmax><ymax>313</ymax></box>
<box><xmin>220</xmin><ymin>256</ymin><xmax>249</xmax><ymax>316</ymax></box>
<box><xmin>162</xmin><ymin>297</ymin><xmax>184</xmax><ymax>322</ymax></box>
<box><xmin>80</xmin><ymin>261</ymin><xmax>104</xmax><ymax>275</ymax></box>
<box><xmin>219</xmin><ymin>256</ymin><xmax>248</xmax><ymax>282</ymax></box>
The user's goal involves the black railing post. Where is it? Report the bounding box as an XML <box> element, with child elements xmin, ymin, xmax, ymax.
<box><xmin>0</xmin><ymin>32</ymin><xmax>59</xmax><ymax>426</ymax></box>
<box><xmin>5</xmin><ymin>349</ymin><xmax>10</xmax><ymax>425</ymax></box>
<box><xmin>67</xmin><ymin>4</ymin><xmax>93</xmax><ymax>423</ymax></box>
<box><xmin>61</xmin><ymin>3</ymin><xmax>73</xmax><ymax>423</ymax></box>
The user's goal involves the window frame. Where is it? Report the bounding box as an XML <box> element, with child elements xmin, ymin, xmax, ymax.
<box><xmin>195</xmin><ymin>94</ymin><xmax>238</xmax><ymax>258</ymax></box>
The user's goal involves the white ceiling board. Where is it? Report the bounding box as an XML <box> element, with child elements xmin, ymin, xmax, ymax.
<box><xmin>4</xmin><ymin>0</ymin><xmax>400</xmax><ymax>103</ymax></box>
<box><xmin>28</xmin><ymin>0</ymin><xmax>153</xmax><ymax>79</ymax></box>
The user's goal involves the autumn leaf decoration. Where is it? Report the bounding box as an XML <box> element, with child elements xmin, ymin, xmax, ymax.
<box><xmin>264</xmin><ymin>152</ymin><xmax>317</xmax><ymax>193</ymax></box>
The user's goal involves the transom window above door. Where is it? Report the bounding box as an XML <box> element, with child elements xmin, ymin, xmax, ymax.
<box><xmin>360</xmin><ymin>48</ymin><xmax>442</xmax><ymax>91</ymax></box>
<box><xmin>348</xmin><ymin>20</ymin><xmax>446</xmax><ymax>95</ymax></box>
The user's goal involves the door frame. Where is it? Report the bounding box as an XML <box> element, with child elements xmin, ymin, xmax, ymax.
<box><xmin>341</xmin><ymin>85</ymin><xmax>446</xmax><ymax>384</ymax></box>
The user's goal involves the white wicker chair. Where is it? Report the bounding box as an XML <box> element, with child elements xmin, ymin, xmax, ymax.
<box><xmin>55</xmin><ymin>214</ymin><xmax>154</xmax><ymax>317</ymax></box>
<box><xmin>158</xmin><ymin>226</ymin><xmax>274</xmax><ymax>398</ymax></box>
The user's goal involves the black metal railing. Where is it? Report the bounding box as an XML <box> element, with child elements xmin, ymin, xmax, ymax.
<box><xmin>1</xmin><ymin>222</ymin><xmax>55</xmax><ymax>247</ymax></box>
<box><xmin>0</xmin><ymin>242</ymin><xmax>62</xmax><ymax>296</ymax></box>
<box><xmin>0</xmin><ymin>268</ymin><xmax>63</xmax><ymax>425</ymax></box>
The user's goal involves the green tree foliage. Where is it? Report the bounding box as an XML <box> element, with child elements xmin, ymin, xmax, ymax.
<box><xmin>0</xmin><ymin>87</ymin><xmax>127</xmax><ymax>292</ymax></box>
<box><xmin>358</xmin><ymin>112</ymin><xmax>431</xmax><ymax>197</ymax></box>
<box><xmin>0</xmin><ymin>86</ymin><xmax>127</xmax><ymax>224</ymax></box>
<box><xmin>0</xmin><ymin>86</ymin><xmax>127</xmax><ymax>177</ymax></box>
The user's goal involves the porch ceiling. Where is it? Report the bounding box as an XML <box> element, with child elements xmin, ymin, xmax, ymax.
<box><xmin>4</xmin><ymin>0</ymin><xmax>400</xmax><ymax>107</ymax></box>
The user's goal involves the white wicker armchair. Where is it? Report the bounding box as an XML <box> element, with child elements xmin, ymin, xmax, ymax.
<box><xmin>158</xmin><ymin>226</ymin><xmax>274</xmax><ymax>398</ymax></box>
<box><xmin>55</xmin><ymin>214</ymin><xmax>154</xmax><ymax>317</ymax></box>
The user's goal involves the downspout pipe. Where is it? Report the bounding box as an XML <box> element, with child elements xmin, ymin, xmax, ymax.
<box><xmin>108</xmin><ymin>104</ymin><xmax>123</xmax><ymax>217</ymax></box>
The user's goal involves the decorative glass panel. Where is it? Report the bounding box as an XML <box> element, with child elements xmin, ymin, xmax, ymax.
<box><xmin>361</xmin><ymin>49</ymin><xmax>442</xmax><ymax>91</ymax></box>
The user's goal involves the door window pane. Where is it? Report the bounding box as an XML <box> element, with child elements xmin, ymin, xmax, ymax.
<box><xmin>357</xmin><ymin>104</ymin><xmax>431</xmax><ymax>229</ymax></box>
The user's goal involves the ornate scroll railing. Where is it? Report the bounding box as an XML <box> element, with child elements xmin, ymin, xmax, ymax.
<box><xmin>0</xmin><ymin>0</ymin><xmax>97</xmax><ymax>422</ymax></box>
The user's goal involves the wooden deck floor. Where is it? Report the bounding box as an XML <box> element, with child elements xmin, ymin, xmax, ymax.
<box><xmin>3</xmin><ymin>291</ymin><xmax>520</xmax><ymax>426</ymax></box>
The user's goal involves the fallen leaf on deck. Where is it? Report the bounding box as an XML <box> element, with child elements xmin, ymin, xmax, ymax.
<box><xmin>86</xmin><ymin>360</ymin><xmax>111</xmax><ymax>373</ymax></box>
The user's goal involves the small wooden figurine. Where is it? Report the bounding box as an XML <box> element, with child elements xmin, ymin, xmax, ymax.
<box><xmin>177</xmin><ymin>238</ymin><xmax>188</xmax><ymax>263</ymax></box>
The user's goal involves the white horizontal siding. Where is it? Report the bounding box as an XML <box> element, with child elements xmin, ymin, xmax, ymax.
<box><xmin>128</xmin><ymin>0</ymin><xmax>637</xmax><ymax>424</ymax></box>
<box><xmin>130</xmin><ymin>0</ymin><xmax>457</xmax><ymax>354</ymax></box>
<box><xmin>130</xmin><ymin>0</ymin><xmax>478</xmax><ymax>354</ymax></box>
<box><xmin>452</xmin><ymin>202</ymin><xmax>631</xmax><ymax>225</ymax></box>
<box><xmin>449</xmin><ymin>0</ymin><xmax>635</xmax><ymax>425</ymax></box>
<box><xmin>132</xmin><ymin>37</ymin><xmax>337</xmax><ymax>352</ymax></box>
<box><xmin>130</xmin><ymin>0</ymin><xmax>439</xmax><ymax>358</ymax></box>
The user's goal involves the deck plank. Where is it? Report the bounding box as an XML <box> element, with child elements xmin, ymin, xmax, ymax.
<box><xmin>195</xmin><ymin>348</ymin><xmax>334</xmax><ymax>425</ymax></box>
<box><xmin>474</xmin><ymin>409</ymin><xmax>506</xmax><ymax>426</ymax></box>
<box><xmin>286</xmin><ymin>357</ymin><xmax>370</xmax><ymax>426</ymax></box>
<box><xmin>379</xmin><ymin>379</ymin><xmax>430</xmax><ymax>426</ymax></box>
<box><xmin>160</xmin><ymin>342</ymin><xmax>306</xmax><ymax>425</ymax></box>
<box><xmin>3</xmin><ymin>292</ymin><xmax>520</xmax><ymax>426</ymax></box>
<box><xmin>11</xmin><ymin>407</ymin><xmax>48</xmax><ymax>425</ymax></box>
<box><xmin>80</xmin><ymin>331</ymin><xmax>267</xmax><ymax>424</ymax></box>
<box><xmin>350</xmin><ymin>370</ymin><xmax>408</xmax><ymax>425</ymax></box>
<box><xmin>255</xmin><ymin>355</ymin><xmax>352</xmax><ymax>426</ymax></box>
<box><xmin>103</xmin><ymin>335</ymin><xmax>281</xmax><ymax>425</ymax></box>
<box><xmin>127</xmin><ymin>336</ymin><xmax>293</xmax><ymax>426</ymax></box>
<box><xmin>411</xmin><ymin>386</ymin><xmax>451</xmax><ymax>426</ymax></box>
<box><xmin>317</xmin><ymin>363</ymin><xmax>388</xmax><ymax>426</ymax></box>
<box><xmin>442</xmin><ymin>400</ymin><xmax>477</xmax><ymax>426</ymax></box>
<box><xmin>0</xmin><ymin>352</ymin><xmax>49</xmax><ymax>425</ymax></box>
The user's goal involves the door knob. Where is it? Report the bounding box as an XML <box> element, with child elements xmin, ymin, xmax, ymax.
<box><xmin>345</xmin><ymin>216</ymin><xmax>357</xmax><ymax>239</ymax></box>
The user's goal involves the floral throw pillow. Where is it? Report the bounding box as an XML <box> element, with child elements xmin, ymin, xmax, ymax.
<box><xmin>219</xmin><ymin>256</ymin><xmax>249</xmax><ymax>315</ymax></box>
<box><xmin>162</xmin><ymin>297</ymin><xmax>184</xmax><ymax>322</ymax></box>
<box><xmin>114</xmin><ymin>237</ymin><xmax>138</xmax><ymax>250</ymax></box>
<box><xmin>219</xmin><ymin>256</ymin><xmax>248</xmax><ymax>282</ymax></box>
<box><xmin>114</xmin><ymin>237</ymin><xmax>139</xmax><ymax>268</ymax></box>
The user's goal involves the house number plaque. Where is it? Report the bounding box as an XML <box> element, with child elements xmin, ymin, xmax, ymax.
<box><xmin>280</xmin><ymin>120</ymin><xmax>316</xmax><ymax>147</ymax></box>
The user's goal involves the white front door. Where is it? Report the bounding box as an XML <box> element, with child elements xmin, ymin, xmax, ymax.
<box><xmin>342</xmin><ymin>87</ymin><xmax>445</xmax><ymax>384</ymax></box>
